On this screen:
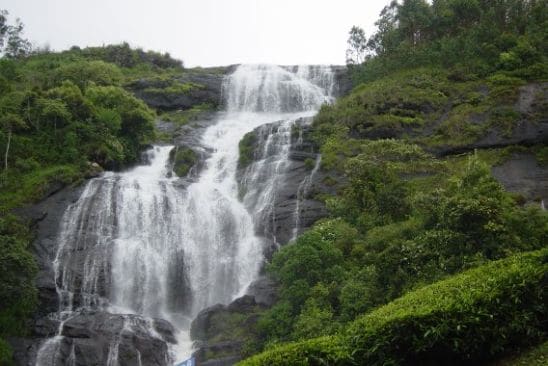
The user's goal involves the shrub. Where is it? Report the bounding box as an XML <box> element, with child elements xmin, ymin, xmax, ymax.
<box><xmin>347</xmin><ymin>248</ymin><xmax>548</xmax><ymax>365</ymax></box>
<box><xmin>239</xmin><ymin>336</ymin><xmax>350</xmax><ymax>366</ymax></box>
<box><xmin>55</xmin><ymin>60</ymin><xmax>122</xmax><ymax>89</ymax></box>
<box><xmin>240</xmin><ymin>249</ymin><xmax>548</xmax><ymax>365</ymax></box>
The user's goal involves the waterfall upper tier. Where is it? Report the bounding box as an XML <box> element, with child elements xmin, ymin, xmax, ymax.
<box><xmin>223</xmin><ymin>64</ymin><xmax>336</xmax><ymax>113</ymax></box>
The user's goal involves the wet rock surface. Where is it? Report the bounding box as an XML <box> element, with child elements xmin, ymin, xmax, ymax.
<box><xmin>15</xmin><ymin>185</ymin><xmax>85</xmax><ymax>318</ymax></box>
<box><xmin>11</xmin><ymin>310</ymin><xmax>176</xmax><ymax>366</ymax></box>
<box><xmin>190</xmin><ymin>295</ymin><xmax>266</xmax><ymax>366</ymax></box>
<box><xmin>236</xmin><ymin>117</ymin><xmax>336</xmax><ymax>251</ymax></box>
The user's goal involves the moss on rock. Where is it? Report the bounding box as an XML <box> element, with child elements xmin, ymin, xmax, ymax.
<box><xmin>169</xmin><ymin>146</ymin><xmax>197</xmax><ymax>177</ymax></box>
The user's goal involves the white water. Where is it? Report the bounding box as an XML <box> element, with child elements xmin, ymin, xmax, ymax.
<box><xmin>35</xmin><ymin>64</ymin><xmax>334</xmax><ymax>365</ymax></box>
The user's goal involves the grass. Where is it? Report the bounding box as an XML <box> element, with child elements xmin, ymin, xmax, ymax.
<box><xmin>159</xmin><ymin>103</ymin><xmax>214</xmax><ymax>126</ymax></box>
<box><xmin>0</xmin><ymin>164</ymin><xmax>84</xmax><ymax>212</ymax></box>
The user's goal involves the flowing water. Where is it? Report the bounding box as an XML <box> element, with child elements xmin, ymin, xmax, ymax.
<box><xmin>35</xmin><ymin>64</ymin><xmax>335</xmax><ymax>365</ymax></box>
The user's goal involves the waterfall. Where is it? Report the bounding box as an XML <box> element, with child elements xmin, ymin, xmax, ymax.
<box><xmin>35</xmin><ymin>64</ymin><xmax>334</xmax><ymax>365</ymax></box>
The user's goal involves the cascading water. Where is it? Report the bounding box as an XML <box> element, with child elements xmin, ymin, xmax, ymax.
<box><xmin>35</xmin><ymin>64</ymin><xmax>334</xmax><ymax>365</ymax></box>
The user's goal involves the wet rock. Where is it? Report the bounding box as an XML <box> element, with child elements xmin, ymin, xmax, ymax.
<box><xmin>190</xmin><ymin>304</ymin><xmax>226</xmax><ymax>341</ymax></box>
<box><xmin>14</xmin><ymin>185</ymin><xmax>85</xmax><ymax>317</ymax></box>
<box><xmin>57</xmin><ymin>310</ymin><xmax>174</xmax><ymax>366</ymax></box>
<box><xmin>236</xmin><ymin>118</ymin><xmax>332</xmax><ymax>248</ymax></box>
<box><xmin>190</xmin><ymin>296</ymin><xmax>266</xmax><ymax>366</ymax></box>
<box><xmin>246</xmin><ymin>276</ymin><xmax>278</xmax><ymax>307</ymax></box>
<box><xmin>85</xmin><ymin>162</ymin><xmax>103</xmax><ymax>178</ymax></box>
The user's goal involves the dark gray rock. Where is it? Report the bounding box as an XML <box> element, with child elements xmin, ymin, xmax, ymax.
<box><xmin>492</xmin><ymin>153</ymin><xmax>548</xmax><ymax>204</ymax></box>
<box><xmin>190</xmin><ymin>304</ymin><xmax>226</xmax><ymax>341</ymax></box>
<box><xmin>433</xmin><ymin>119</ymin><xmax>548</xmax><ymax>156</ymax></box>
<box><xmin>12</xmin><ymin>309</ymin><xmax>177</xmax><ymax>366</ymax></box>
<box><xmin>245</xmin><ymin>277</ymin><xmax>278</xmax><ymax>307</ymax></box>
<box><xmin>430</xmin><ymin>82</ymin><xmax>548</xmax><ymax>156</ymax></box>
<box><xmin>190</xmin><ymin>295</ymin><xmax>267</xmax><ymax>366</ymax></box>
<box><xmin>15</xmin><ymin>184</ymin><xmax>85</xmax><ymax>317</ymax></box>
<box><xmin>236</xmin><ymin>118</ymin><xmax>332</xmax><ymax>249</ymax></box>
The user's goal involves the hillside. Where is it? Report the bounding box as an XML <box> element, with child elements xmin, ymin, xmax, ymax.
<box><xmin>0</xmin><ymin>1</ymin><xmax>547</xmax><ymax>365</ymax></box>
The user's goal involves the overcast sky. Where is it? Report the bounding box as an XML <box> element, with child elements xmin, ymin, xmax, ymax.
<box><xmin>3</xmin><ymin>0</ymin><xmax>389</xmax><ymax>67</ymax></box>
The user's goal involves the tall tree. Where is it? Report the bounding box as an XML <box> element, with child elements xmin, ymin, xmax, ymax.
<box><xmin>367</xmin><ymin>1</ymin><xmax>399</xmax><ymax>55</ymax></box>
<box><xmin>397</xmin><ymin>0</ymin><xmax>432</xmax><ymax>46</ymax></box>
<box><xmin>1</xmin><ymin>113</ymin><xmax>26</xmax><ymax>175</ymax></box>
<box><xmin>346</xmin><ymin>26</ymin><xmax>368</xmax><ymax>65</ymax></box>
<box><xmin>0</xmin><ymin>10</ymin><xmax>31</xmax><ymax>58</ymax></box>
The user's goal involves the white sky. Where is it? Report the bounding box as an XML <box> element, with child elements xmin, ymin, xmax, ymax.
<box><xmin>2</xmin><ymin>0</ymin><xmax>389</xmax><ymax>67</ymax></box>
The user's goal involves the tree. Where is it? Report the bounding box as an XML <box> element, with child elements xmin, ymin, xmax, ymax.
<box><xmin>367</xmin><ymin>1</ymin><xmax>400</xmax><ymax>55</ymax></box>
<box><xmin>0</xmin><ymin>113</ymin><xmax>26</xmax><ymax>175</ymax></box>
<box><xmin>346</xmin><ymin>26</ymin><xmax>368</xmax><ymax>65</ymax></box>
<box><xmin>39</xmin><ymin>98</ymin><xmax>70</xmax><ymax>134</ymax></box>
<box><xmin>397</xmin><ymin>0</ymin><xmax>432</xmax><ymax>46</ymax></box>
<box><xmin>0</xmin><ymin>10</ymin><xmax>8</xmax><ymax>49</ymax></box>
<box><xmin>0</xmin><ymin>11</ymin><xmax>31</xmax><ymax>59</ymax></box>
<box><xmin>0</xmin><ymin>91</ymin><xmax>26</xmax><ymax>176</ymax></box>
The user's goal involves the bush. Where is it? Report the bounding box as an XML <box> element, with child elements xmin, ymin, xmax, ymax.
<box><xmin>239</xmin><ymin>336</ymin><xmax>349</xmax><ymax>366</ymax></box>
<box><xmin>241</xmin><ymin>249</ymin><xmax>548</xmax><ymax>365</ymax></box>
<box><xmin>55</xmin><ymin>60</ymin><xmax>122</xmax><ymax>89</ymax></box>
<box><xmin>347</xmin><ymin>248</ymin><xmax>548</xmax><ymax>365</ymax></box>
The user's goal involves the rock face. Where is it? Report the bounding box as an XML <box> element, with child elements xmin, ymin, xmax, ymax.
<box><xmin>435</xmin><ymin>82</ymin><xmax>547</xmax><ymax>156</ymax></box>
<box><xmin>190</xmin><ymin>295</ymin><xmax>267</xmax><ymax>366</ymax></box>
<box><xmin>128</xmin><ymin>65</ymin><xmax>351</xmax><ymax>113</ymax></box>
<box><xmin>11</xmin><ymin>310</ymin><xmax>176</xmax><ymax>366</ymax></box>
<box><xmin>128</xmin><ymin>67</ymin><xmax>233</xmax><ymax>111</ymax></box>
<box><xmin>492</xmin><ymin>153</ymin><xmax>548</xmax><ymax>204</ymax></box>
<box><xmin>236</xmin><ymin>117</ymin><xmax>339</xmax><ymax>253</ymax></box>
<box><xmin>15</xmin><ymin>184</ymin><xmax>85</xmax><ymax>319</ymax></box>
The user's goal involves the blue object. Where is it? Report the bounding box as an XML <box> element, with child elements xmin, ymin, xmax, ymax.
<box><xmin>175</xmin><ymin>357</ymin><xmax>195</xmax><ymax>366</ymax></box>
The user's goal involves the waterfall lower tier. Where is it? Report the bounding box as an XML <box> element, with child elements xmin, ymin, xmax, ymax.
<box><xmin>33</xmin><ymin>64</ymin><xmax>336</xmax><ymax>366</ymax></box>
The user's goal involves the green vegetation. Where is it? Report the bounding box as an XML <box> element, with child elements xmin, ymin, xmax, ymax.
<box><xmin>238</xmin><ymin>132</ymin><xmax>257</xmax><ymax>168</ymax></box>
<box><xmin>169</xmin><ymin>146</ymin><xmax>197</xmax><ymax>177</ymax></box>
<box><xmin>347</xmin><ymin>0</ymin><xmax>548</xmax><ymax>83</ymax></box>
<box><xmin>252</xmin><ymin>155</ymin><xmax>547</xmax><ymax>350</ymax></box>
<box><xmin>143</xmin><ymin>81</ymin><xmax>204</xmax><ymax>96</ymax></box>
<box><xmin>241</xmin><ymin>249</ymin><xmax>547</xmax><ymax>365</ymax></box>
<box><xmin>241</xmin><ymin>1</ymin><xmax>548</xmax><ymax>363</ymax></box>
<box><xmin>312</xmin><ymin>67</ymin><xmax>544</xmax><ymax>153</ymax></box>
<box><xmin>159</xmin><ymin>103</ymin><xmax>214</xmax><ymax>126</ymax></box>
<box><xmin>494</xmin><ymin>341</ymin><xmax>548</xmax><ymax>366</ymax></box>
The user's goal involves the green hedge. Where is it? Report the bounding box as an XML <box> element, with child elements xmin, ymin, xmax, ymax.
<box><xmin>238</xmin><ymin>336</ymin><xmax>349</xmax><ymax>366</ymax></box>
<box><xmin>239</xmin><ymin>248</ymin><xmax>548</xmax><ymax>365</ymax></box>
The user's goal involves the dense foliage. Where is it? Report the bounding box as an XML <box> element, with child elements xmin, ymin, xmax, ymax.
<box><xmin>241</xmin><ymin>248</ymin><xmax>548</xmax><ymax>365</ymax></box>
<box><xmin>348</xmin><ymin>0</ymin><xmax>548</xmax><ymax>83</ymax></box>
<box><xmin>254</xmin><ymin>152</ymin><xmax>547</xmax><ymax>348</ymax></box>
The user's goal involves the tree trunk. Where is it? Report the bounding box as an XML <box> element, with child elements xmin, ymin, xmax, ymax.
<box><xmin>4</xmin><ymin>129</ymin><xmax>11</xmax><ymax>172</ymax></box>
